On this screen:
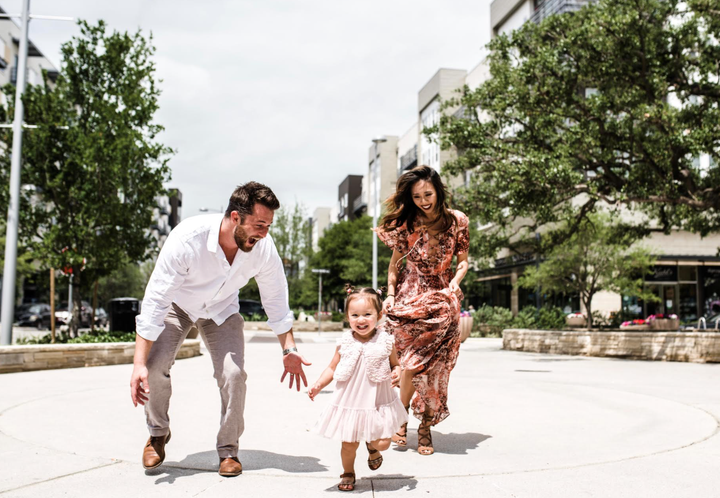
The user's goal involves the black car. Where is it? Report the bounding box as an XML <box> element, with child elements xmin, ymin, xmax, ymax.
<box><xmin>17</xmin><ymin>303</ymin><xmax>52</xmax><ymax>329</ymax></box>
<box><xmin>238</xmin><ymin>299</ymin><xmax>266</xmax><ymax>319</ymax></box>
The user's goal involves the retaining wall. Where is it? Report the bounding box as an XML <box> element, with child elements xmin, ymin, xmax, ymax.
<box><xmin>0</xmin><ymin>339</ymin><xmax>202</xmax><ymax>374</ymax></box>
<box><xmin>502</xmin><ymin>329</ymin><xmax>720</xmax><ymax>363</ymax></box>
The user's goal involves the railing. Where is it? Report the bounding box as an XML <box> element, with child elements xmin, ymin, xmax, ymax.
<box><xmin>531</xmin><ymin>0</ymin><xmax>590</xmax><ymax>24</ymax></box>
<box><xmin>494</xmin><ymin>251</ymin><xmax>536</xmax><ymax>268</ymax></box>
<box><xmin>353</xmin><ymin>195</ymin><xmax>366</xmax><ymax>213</ymax></box>
<box><xmin>400</xmin><ymin>144</ymin><xmax>418</xmax><ymax>172</ymax></box>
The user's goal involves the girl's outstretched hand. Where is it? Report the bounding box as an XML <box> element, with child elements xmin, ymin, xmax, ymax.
<box><xmin>308</xmin><ymin>383</ymin><xmax>321</xmax><ymax>401</ymax></box>
<box><xmin>383</xmin><ymin>295</ymin><xmax>395</xmax><ymax>312</ymax></box>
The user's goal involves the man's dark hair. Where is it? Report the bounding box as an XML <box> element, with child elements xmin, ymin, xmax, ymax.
<box><xmin>225</xmin><ymin>182</ymin><xmax>280</xmax><ymax>219</ymax></box>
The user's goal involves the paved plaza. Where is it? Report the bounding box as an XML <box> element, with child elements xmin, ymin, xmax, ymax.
<box><xmin>0</xmin><ymin>333</ymin><xmax>719</xmax><ymax>497</ymax></box>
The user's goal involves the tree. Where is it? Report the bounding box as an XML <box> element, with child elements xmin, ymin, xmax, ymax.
<box><xmin>0</xmin><ymin>21</ymin><xmax>172</xmax><ymax>335</ymax></box>
<box><xmin>270</xmin><ymin>202</ymin><xmax>309</xmax><ymax>278</ymax></box>
<box><xmin>517</xmin><ymin>214</ymin><xmax>657</xmax><ymax>328</ymax></box>
<box><xmin>297</xmin><ymin>216</ymin><xmax>392</xmax><ymax>309</ymax></box>
<box><xmin>432</xmin><ymin>0</ymin><xmax>720</xmax><ymax>261</ymax></box>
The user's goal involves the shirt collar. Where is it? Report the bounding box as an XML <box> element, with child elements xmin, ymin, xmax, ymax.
<box><xmin>206</xmin><ymin>214</ymin><xmax>225</xmax><ymax>254</ymax></box>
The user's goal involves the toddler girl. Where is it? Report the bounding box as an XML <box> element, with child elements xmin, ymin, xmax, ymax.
<box><xmin>308</xmin><ymin>285</ymin><xmax>408</xmax><ymax>492</ymax></box>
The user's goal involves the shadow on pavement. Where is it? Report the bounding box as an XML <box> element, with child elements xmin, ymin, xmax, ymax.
<box><xmin>156</xmin><ymin>449</ymin><xmax>329</xmax><ymax>479</ymax></box>
<box><xmin>322</xmin><ymin>475</ymin><xmax>419</xmax><ymax>494</ymax></box>
<box><xmin>395</xmin><ymin>431</ymin><xmax>490</xmax><ymax>455</ymax></box>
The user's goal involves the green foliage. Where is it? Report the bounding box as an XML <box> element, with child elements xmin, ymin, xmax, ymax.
<box><xmin>431</xmin><ymin>0</ymin><xmax>720</xmax><ymax>262</ymax></box>
<box><xmin>537</xmin><ymin>306</ymin><xmax>567</xmax><ymax>330</ymax></box>
<box><xmin>517</xmin><ymin>213</ymin><xmax>657</xmax><ymax>327</ymax></box>
<box><xmin>472</xmin><ymin>304</ymin><xmax>513</xmax><ymax>337</ymax></box>
<box><xmin>270</xmin><ymin>202</ymin><xmax>309</xmax><ymax>279</ymax></box>
<box><xmin>0</xmin><ymin>20</ymin><xmax>172</xmax><ymax>335</ymax></box>
<box><xmin>17</xmin><ymin>330</ymin><xmax>136</xmax><ymax>344</ymax></box>
<box><xmin>472</xmin><ymin>304</ymin><xmax>568</xmax><ymax>335</ymax></box>
<box><xmin>296</xmin><ymin>216</ymin><xmax>392</xmax><ymax>309</ymax></box>
<box><xmin>95</xmin><ymin>259</ymin><xmax>151</xmax><ymax>307</ymax></box>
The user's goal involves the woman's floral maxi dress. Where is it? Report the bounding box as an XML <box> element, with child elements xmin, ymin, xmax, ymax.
<box><xmin>375</xmin><ymin>209</ymin><xmax>470</xmax><ymax>426</ymax></box>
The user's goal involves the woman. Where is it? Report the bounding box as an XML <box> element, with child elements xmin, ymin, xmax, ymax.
<box><xmin>374</xmin><ymin>165</ymin><xmax>470</xmax><ymax>456</ymax></box>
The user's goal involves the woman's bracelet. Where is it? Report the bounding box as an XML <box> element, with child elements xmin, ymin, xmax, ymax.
<box><xmin>387</xmin><ymin>294</ymin><xmax>395</xmax><ymax>297</ymax></box>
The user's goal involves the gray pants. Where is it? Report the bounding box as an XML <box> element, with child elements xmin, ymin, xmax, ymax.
<box><xmin>145</xmin><ymin>303</ymin><xmax>247</xmax><ymax>459</ymax></box>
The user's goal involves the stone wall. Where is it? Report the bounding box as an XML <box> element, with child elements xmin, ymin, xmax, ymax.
<box><xmin>0</xmin><ymin>339</ymin><xmax>202</xmax><ymax>374</ymax></box>
<box><xmin>502</xmin><ymin>329</ymin><xmax>720</xmax><ymax>363</ymax></box>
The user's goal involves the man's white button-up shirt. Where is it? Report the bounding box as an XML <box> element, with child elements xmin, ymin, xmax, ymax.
<box><xmin>135</xmin><ymin>214</ymin><xmax>294</xmax><ymax>341</ymax></box>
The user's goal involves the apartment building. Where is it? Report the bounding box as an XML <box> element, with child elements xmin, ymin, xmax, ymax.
<box><xmin>477</xmin><ymin>0</ymin><xmax>720</xmax><ymax>323</ymax></box>
<box><xmin>311</xmin><ymin>207</ymin><xmax>331</xmax><ymax>252</ymax></box>
<box><xmin>367</xmin><ymin>136</ymin><xmax>399</xmax><ymax>219</ymax></box>
<box><xmin>338</xmin><ymin>175</ymin><xmax>363</xmax><ymax>223</ymax></box>
<box><xmin>0</xmin><ymin>7</ymin><xmax>58</xmax><ymax>101</ymax></box>
<box><xmin>150</xmin><ymin>189</ymin><xmax>182</xmax><ymax>249</ymax></box>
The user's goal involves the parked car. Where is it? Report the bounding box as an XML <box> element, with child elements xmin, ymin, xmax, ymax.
<box><xmin>238</xmin><ymin>299</ymin><xmax>266</xmax><ymax>319</ymax></box>
<box><xmin>55</xmin><ymin>301</ymin><xmax>94</xmax><ymax>328</ymax></box>
<box><xmin>16</xmin><ymin>303</ymin><xmax>52</xmax><ymax>329</ymax></box>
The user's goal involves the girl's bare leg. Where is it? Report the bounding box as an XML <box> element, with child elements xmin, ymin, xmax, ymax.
<box><xmin>339</xmin><ymin>441</ymin><xmax>359</xmax><ymax>490</ymax></box>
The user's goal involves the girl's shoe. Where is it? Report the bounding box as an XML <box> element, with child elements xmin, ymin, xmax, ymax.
<box><xmin>338</xmin><ymin>472</ymin><xmax>356</xmax><ymax>491</ymax></box>
<box><xmin>366</xmin><ymin>442</ymin><xmax>383</xmax><ymax>471</ymax></box>
<box><xmin>418</xmin><ymin>414</ymin><xmax>434</xmax><ymax>456</ymax></box>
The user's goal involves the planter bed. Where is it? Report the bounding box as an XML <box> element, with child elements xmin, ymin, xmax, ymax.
<box><xmin>0</xmin><ymin>339</ymin><xmax>202</xmax><ymax>374</ymax></box>
<box><xmin>502</xmin><ymin>329</ymin><xmax>720</xmax><ymax>363</ymax></box>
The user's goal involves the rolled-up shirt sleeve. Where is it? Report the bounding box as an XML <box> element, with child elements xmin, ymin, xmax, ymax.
<box><xmin>254</xmin><ymin>239</ymin><xmax>294</xmax><ymax>335</ymax></box>
<box><xmin>135</xmin><ymin>236</ymin><xmax>193</xmax><ymax>341</ymax></box>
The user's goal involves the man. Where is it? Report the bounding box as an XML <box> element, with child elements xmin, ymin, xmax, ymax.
<box><xmin>129</xmin><ymin>182</ymin><xmax>310</xmax><ymax>477</ymax></box>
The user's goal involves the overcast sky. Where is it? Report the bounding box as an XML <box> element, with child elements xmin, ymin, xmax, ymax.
<box><xmin>3</xmin><ymin>0</ymin><xmax>492</xmax><ymax>218</ymax></box>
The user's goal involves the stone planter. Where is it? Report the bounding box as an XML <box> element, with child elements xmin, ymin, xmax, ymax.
<box><xmin>620</xmin><ymin>324</ymin><xmax>651</xmax><ymax>331</ymax></box>
<box><xmin>459</xmin><ymin>316</ymin><xmax>473</xmax><ymax>343</ymax></box>
<box><xmin>566</xmin><ymin>316</ymin><xmax>587</xmax><ymax>328</ymax></box>
<box><xmin>649</xmin><ymin>318</ymin><xmax>680</xmax><ymax>331</ymax></box>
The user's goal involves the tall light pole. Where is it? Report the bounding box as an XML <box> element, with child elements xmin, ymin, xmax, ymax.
<box><xmin>0</xmin><ymin>0</ymin><xmax>31</xmax><ymax>346</ymax></box>
<box><xmin>311</xmin><ymin>268</ymin><xmax>330</xmax><ymax>334</ymax></box>
<box><xmin>0</xmin><ymin>4</ymin><xmax>73</xmax><ymax>345</ymax></box>
<box><xmin>371</xmin><ymin>136</ymin><xmax>387</xmax><ymax>289</ymax></box>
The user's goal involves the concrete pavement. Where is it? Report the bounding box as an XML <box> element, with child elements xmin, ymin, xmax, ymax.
<box><xmin>1</xmin><ymin>333</ymin><xmax>719</xmax><ymax>497</ymax></box>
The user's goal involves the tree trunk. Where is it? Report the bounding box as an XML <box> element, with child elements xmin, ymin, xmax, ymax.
<box><xmin>584</xmin><ymin>295</ymin><xmax>594</xmax><ymax>329</ymax></box>
<box><xmin>70</xmin><ymin>267</ymin><xmax>82</xmax><ymax>338</ymax></box>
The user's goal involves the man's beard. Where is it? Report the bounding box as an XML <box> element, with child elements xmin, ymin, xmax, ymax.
<box><xmin>233</xmin><ymin>224</ymin><xmax>257</xmax><ymax>253</ymax></box>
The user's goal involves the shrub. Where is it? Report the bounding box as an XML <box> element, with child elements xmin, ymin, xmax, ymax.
<box><xmin>17</xmin><ymin>330</ymin><xmax>136</xmax><ymax>344</ymax></box>
<box><xmin>472</xmin><ymin>304</ymin><xmax>513</xmax><ymax>337</ymax></box>
<box><xmin>537</xmin><ymin>306</ymin><xmax>566</xmax><ymax>330</ymax></box>
<box><xmin>513</xmin><ymin>306</ymin><xmax>537</xmax><ymax>329</ymax></box>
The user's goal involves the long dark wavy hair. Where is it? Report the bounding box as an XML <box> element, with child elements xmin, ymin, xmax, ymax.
<box><xmin>379</xmin><ymin>165</ymin><xmax>456</xmax><ymax>234</ymax></box>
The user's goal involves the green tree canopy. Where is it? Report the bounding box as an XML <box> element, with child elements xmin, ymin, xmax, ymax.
<box><xmin>433</xmin><ymin>0</ymin><xmax>720</xmax><ymax>261</ymax></box>
<box><xmin>517</xmin><ymin>214</ymin><xmax>657</xmax><ymax>328</ymax></box>
<box><xmin>296</xmin><ymin>216</ymin><xmax>392</xmax><ymax>309</ymax></box>
<box><xmin>0</xmin><ymin>20</ymin><xmax>172</xmax><ymax>334</ymax></box>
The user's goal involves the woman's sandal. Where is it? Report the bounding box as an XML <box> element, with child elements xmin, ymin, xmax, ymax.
<box><xmin>338</xmin><ymin>472</ymin><xmax>356</xmax><ymax>492</ymax></box>
<box><xmin>366</xmin><ymin>442</ymin><xmax>383</xmax><ymax>471</ymax></box>
<box><xmin>417</xmin><ymin>414</ymin><xmax>434</xmax><ymax>456</ymax></box>
<box><xmin>392</xmin><ymin>405</ymin><xmax>410</xmax><ymax>447</ymax></box>
<box><xmin>392</xmin><ymin>421</ymin><xmax>408</xmax><ymax>447</ymax></box>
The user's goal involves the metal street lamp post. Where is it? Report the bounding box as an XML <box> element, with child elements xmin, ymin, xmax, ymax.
<box><xmin>371</xmin><ymin>136</ymin><xmax>387</xmax><ymax>289</ymax></box>
<box><xmin>0</xmin><ymin>4</ymin><xmax>74</xmax><ymax>345</ymax></box>
<box><xmin>311</xmin><ymin>268</ymin><xmax>330</xmax><ymax>335</ymax></box>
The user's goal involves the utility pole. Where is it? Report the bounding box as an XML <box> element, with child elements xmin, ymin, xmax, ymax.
<box><xmin>311</xmin><ymin>268</ymin><xmax>329</xmax><ymax>335</ymax></box>
<box><xmin>0</xmin><ymin>4</ymin><xmax>73</xmax><ymax>345</ymax></box>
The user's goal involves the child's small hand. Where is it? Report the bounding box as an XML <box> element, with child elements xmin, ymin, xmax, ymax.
<box><xmin>391</xmin><ymin>366</ymin><xmax>401</xmax><ymax>388</ymax></box>
<box><xmin>308</xmin><ymin>384</ymin><xmax>320</xmax><ymax>401</ymax></box>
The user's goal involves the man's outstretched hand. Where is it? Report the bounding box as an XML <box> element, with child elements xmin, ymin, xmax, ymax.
<box><xmin>130</xmin><ymin>364</ymin><xmax>150</xmax><ymax>407</ymax></box>
<box><xmin>280</xmin><ymin>352</ymin><xmax>311</xmax><ymax>391</ymax></box>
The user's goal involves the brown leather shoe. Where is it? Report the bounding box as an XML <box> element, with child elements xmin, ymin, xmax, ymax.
<box><xmin>218</xmin><ymin>457</ymin><xmax>242</xmax><ymax>477</ymax></box>
<box><xmin>142</xmin><ymin>431</ymin><xmax>171</xmax><ymax>470</ymax></box>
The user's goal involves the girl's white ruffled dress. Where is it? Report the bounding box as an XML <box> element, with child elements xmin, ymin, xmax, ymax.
<box><xmin>313</xmin><ymin>328</ymin><xmax>409</xmax><ymax>442</ymax></box>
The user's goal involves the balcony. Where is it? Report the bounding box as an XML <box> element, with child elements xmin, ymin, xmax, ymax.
<box><xmin>400</xmin><ymin>144</ymin><xmax>418</xmax><ymax>172</ymax></box>
<box><xmin>353</xmin><ymin>195</ymin><xmax>367</xmax><ymax>216</ymax></box>
<box><xmin>531</xmin><ymin>0</ymin><xmax>590</xmax><ymax>24</ymax></box>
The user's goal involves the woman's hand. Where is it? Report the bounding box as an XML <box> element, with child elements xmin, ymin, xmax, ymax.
<box><xmin>391</xmin><ymin>366</ymin><xmax>401</xmax><ymax>388</ymax></box>
<box><xmin>383</xmin><ymin>295</ymin><xmax>395</xmax><ymax>312</ymax></box>
<box><xmin>449</xmin><ymin>280</ymin><xmax>462</xmax><ymax>297</ymax></box>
